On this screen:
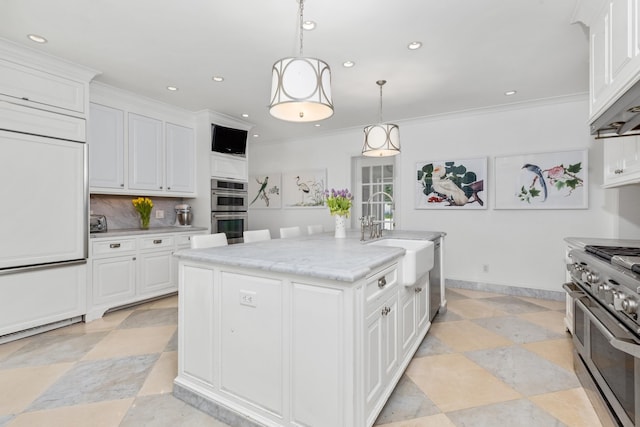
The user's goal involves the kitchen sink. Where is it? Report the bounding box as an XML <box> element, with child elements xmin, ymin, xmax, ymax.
<box><xmin>368</xmin><ymin>238</ymin><xmax>435</xmax><ymax>286</ymax></box>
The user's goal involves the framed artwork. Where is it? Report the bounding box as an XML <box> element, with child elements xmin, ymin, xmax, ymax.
<box><xmin>282</xmin><ymin>169</ymin><xmax>326</xmax><ymax>208</ymax></box>
<box><xmin>416</xmin><ymin>157</ymin><xmax>488</xmax><ymax>209</ymax></box>
<box><xmin>248</xmin><ymin>173</ymin><xmax>282</xmax><ymax>209</ymax></box>
<box><xmin>494</xmin><ymin>149</ymin><xmax>588</xmax><ymax>209</ymax></box>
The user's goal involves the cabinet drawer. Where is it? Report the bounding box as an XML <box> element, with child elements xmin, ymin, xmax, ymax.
<box><xmin>0</xmin><ymin>59</ymin><xmax>85</xmax><ymax>114</ymax></box>
<box><xmin>365</xmin><ymin>265</ymin><xmax>398</xmax><ymax>306</ymax></box>
<box><xmin>92</xmin><ymin>238</ymin><xmax>137</xmax><ymax>256</ymax></box>
<box><xmin>139</xmin><ymin>235</ymin><xmax>175</xmax><ymax>250</ymax></box>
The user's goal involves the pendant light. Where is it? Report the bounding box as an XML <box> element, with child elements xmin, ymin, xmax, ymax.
<box><xmin>269</xmin><ymin>0</ymin><xmax>333</xmax><ymax>122</ymax></box>
<box><xmin>362</xmin><ymin>80</ymin><xmax>400</xmax><ymax>157</ymax></box>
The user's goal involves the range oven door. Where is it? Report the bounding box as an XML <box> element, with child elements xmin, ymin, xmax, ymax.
<box><xmin>211</xmin><ymin>212</ymin><xmax>247</xmax><ymax>245</ymax></box>
<box><xmin>573</xmin><ymin>293</ymin><xmax>640</xmax><ymax>427</ymax></box>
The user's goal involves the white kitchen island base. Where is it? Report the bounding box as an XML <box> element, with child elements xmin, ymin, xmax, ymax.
<box><xmin>173</xmin><ymin>232</ymin><xmax>444</xmax><ymax>427</ymax></box>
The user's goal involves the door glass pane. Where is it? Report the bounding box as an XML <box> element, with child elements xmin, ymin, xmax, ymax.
<box><xmin>372</xmin><ymin>166</ymin><xmax>382</xmax><ymax>183</ymax></box>
<box><xmin>362</xmin><ymin>167</ymin><xmax>371</xmax><ymax>183</ymax></box>
<box><xmin>384</xmin><ymin>164</ymin><xmax>393</xmax><ymax>178</ymax></box>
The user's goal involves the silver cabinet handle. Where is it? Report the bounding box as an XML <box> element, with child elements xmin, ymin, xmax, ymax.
<box><xmin>120</xmin><ymin>183</ymin><xmax>124</xmax><ymax>187</ymax></box>
<box><xmin>110</xmin><ymin>243</ymin><xmax>121</xmax><ymax>249</ymax></box>
<box><xmin>415</xmin><ymin>287</ymin><xmax>423</xmax><ymax>293</ymax></box>
<box><xmin>153</xmin><ymin>239</ymin><xmax>162</xmax><ymax>244</ymax></box>
<box><xmin>615</xmin><ymin>169</ymin><xmax>624</xmax><ymax>174</ymax></box>
<box><xmin>378</xmin><ymin>276</ymin><xmax>387</xmax><ymax>288</ymax></box>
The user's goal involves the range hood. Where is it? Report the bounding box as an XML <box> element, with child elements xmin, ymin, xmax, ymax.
<box><xmin>591</xmin><ymin>78</ymin><xmax>640</xmax><ymax>138</ymax></box>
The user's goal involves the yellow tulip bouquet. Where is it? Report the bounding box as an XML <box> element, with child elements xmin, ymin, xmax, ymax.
<box><xmin>132</xmin><ymin>197</ymin><xmax>153</xmax><ymax>229</ymax></box>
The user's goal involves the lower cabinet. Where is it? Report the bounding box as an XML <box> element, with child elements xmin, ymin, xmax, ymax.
<box><xmin>176</xmin><ymin>258</ymin><xmax>434</xmax><ymax>427</ymax></box>
<box><xmin>88</xmin><ymin>230</ymin><xmax>204</xmax><ymax>321</ymax></box>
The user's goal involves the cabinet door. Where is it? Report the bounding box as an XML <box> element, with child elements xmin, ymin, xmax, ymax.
<box><xmin>92</xmin><ymin>255</ymin><xmax>136</xmax><ymax>306</ymax></box>
<box><xmin>416</xmin><ymin>279</ymin><xmax>429</xmax><ymax>332</ymax></box>
<box><xmin>364</xmin><ymin>291</ymin><xmax>398</xmax><ymax>416</ymax></box>
<box><xmin>166</xmin><ymin>123</ymin><xmax>195</xmax><ymax>193</ymax></box>
<box><xmin>610</xmin><ymin>0</ymin><xmax>633</xmax><ymax>82</ymax></box>
<box><xmin>129</xmin><ymin>113</ymin><xmax>164</xmax><ymax>191</ymax></box>
<box><xmin>603</xmin><ymin>135</ymin><xmax>640</xmax><ymax>186</ymax></box>
<box><xmin>138</xmin><ymin>250</ymin><xmax>174</xmax><ymax>296</ymax></box>
<box><xmin>0</xmin><ymin>59</ymin><xmax>85</xmax><ymax>114</ymax></box>
<box><xmin>399</xmin><ymin>287</ymin><xmax>417</xmax><ymax>360</ymax></box>
<box><xmin>89</xmin><ymin>103</ymin><xmax>125</xmax><ymax>189</ymax></box>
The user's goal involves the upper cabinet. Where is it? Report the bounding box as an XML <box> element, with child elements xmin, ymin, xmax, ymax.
<box><xmin>88</xmin><ymin>84</ymin><xmax>197</xmax><ymax>196</ymax></box>
<box><xmin>603</xmin><ymin>134</ymin><xmax>640</xmax><ymax>186</ymax></box>
<box><xmin>586</xmin><ymin>0</ymin><xmax>640</xmax><ymax>121</ymax></box>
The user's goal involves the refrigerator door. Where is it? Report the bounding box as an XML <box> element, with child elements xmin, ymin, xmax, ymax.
<box><xmin>0</xmin><ymin>130</ymin><xmax>86</xmax><ymax>270</ymax></box>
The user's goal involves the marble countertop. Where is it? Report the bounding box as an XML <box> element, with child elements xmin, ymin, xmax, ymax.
<box><xmin>175</xmin><ymin>230</ymin><xmax>443</xmax><ymax>283</ymax></box>
<box><xmin>90</xmin><ymin>226</ymin><xmax>208</xmax><ymax>238</ymax></box>
<box><xmin>565</xmin><ymin>236</ymin><xmax>640</xmax><ymax>249</ymax></box>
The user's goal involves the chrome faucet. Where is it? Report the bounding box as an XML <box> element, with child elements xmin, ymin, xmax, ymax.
<box><xmin>360</xmin><ymin>191</ymin><xmax>394</xmax><ymax>241</ymax></box>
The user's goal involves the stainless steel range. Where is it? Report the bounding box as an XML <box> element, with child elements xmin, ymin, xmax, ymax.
<box><xmin>564</xmin><ymin>245</ymin><xmax>640</xmax><ymax>427</ymax></box>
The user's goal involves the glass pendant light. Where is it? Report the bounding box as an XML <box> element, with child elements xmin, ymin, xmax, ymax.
<box><xmin>269</xmin><ymin>0</ymin><xmax>333</xmax><ymax>122</ymax></box>
<box><xmin>362</xmin><ymin>80</ymin><xmax>400</xmax><ymax>157</ymax></box>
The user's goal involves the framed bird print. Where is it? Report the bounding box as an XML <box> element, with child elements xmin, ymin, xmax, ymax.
<box><xmin>494</xmin><ymin>149</ymin><xmax>588</xmax><ymax>209</ymax></box>
<box><xmin>415</xmin><ymin>157</ymin><xmax>488</xmax><ymax>209</ymax></box>
<box><xmin>282</xmin><ymin>169</ymin><xmax>326</xmax><ymax>208</ymax></box>
<box><xmin>248</xmin><ymin>173</ymin><xmax>282</xmax><ymax>209</ymax></box>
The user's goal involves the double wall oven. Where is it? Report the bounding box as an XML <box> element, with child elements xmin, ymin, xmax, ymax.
<box><xmin>564</xmin><ymin>245</ymin><xmax>640</xmax><ymax>427</ymax></box>
<box><xmin>211</xmin><ymin>179</ymin><xmax>248</xmax><ymax>244</ymax></box>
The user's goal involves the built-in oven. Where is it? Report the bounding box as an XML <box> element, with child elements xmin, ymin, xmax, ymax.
<box><xmin>564</xmin><ymin>245</ymin><xmax>640</xmax><ymax>427</ymax></box>
<box><xmin>212</xmin><ymin>212</ymin><xmax>247</xmax><ymax>245</ymax></box>
<box><xmin>211</xmin><ymin>179</ymin><xmax>248</xmax><ymax>211</ymax></box>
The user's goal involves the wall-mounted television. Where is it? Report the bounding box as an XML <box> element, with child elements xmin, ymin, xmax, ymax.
<box><xmin>211</xmin><ymin>124</ymin><xmax>247</xmax><ymax>157</ymax></box>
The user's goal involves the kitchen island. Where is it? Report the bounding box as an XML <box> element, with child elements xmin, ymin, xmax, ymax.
<box><xmin>173</xmin><ymin>230</ymin><xmax>445</xmax><ymax>427</ymax></box>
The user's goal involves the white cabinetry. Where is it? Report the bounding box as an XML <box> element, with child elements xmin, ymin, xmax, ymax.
<box><xmin>89</xmin><ymin>103</ymin><xmax>124</xmax><ymax>189</ymax></box>
<box><xmin>364</xmin><ymin>266</ymin><xmax>398</xmax><ymax>418</ymax></box>
<box><xmin>0</xmin><ymin>58</ymin><xmax>85</xmax><ymax>116</ymax></box>
<box><xmin>88</xmin><ymin>230</ymin><xmax>205</xmax><ymax>320</ymax></box>
<box><xmin>210</xmin><ymin>152</ymin><xmax>248</xmax><ymax>181</ymax></box>
<box><xmin>603</xmin><ymin>134</ymin><xmax>640</xmax><ymax>186</ymax></box>
<box><xmin>587</xmin><ymin>0</ymin><xmax>640</xmax><ymax>120</ymax></box>
<box><xmin>399</xmin><ymin>275</ymin><xmax>429</xmax><ymax>363</ymax></box>
<box><xmin>129</xmin><ymin>113</ymin><xmax>164</xmax><ymax>191</ymax></box>
<box><xmin>166</xmin><ymin>123</ymin><xmax>196</xmax><ymax>193</ymax></box>
<box><xmin>176</xmin><ymin>255</ymin><xmax>434</xmax><ymax>427</ymax></box>
<box><xmin>88</xmin><ymin>97</ymin><xmax>196</xmax><ymax>196</ymax></box>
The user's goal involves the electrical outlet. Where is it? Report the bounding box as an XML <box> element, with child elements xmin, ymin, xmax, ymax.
<box><xmin>155</xmin><ymin>210</ymin><xmax>164</xmax><ymax>219</ymax></box>
<box><xmin>239</xmin><ymin>290</ymin><xmax>257</xmax><ymax>307</ymax></box>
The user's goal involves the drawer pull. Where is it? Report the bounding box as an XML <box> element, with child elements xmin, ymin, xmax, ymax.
<box><xmin>381</xmin><ymin>306</ymin><xmax>391</xmax><ymax>316</ymax></box>
<box><xmin>415</xmin><ymin>287</ymin><xmax>423</xmax><ymax>293</ymax></box>
<box><xmin>109</xmin><ymin>243</ymin><xmax>121</xmax><ymax>249</ymax></box>
<box><xmin>378</xmin><ymin>276</ymin><xmax>387</xmax><ymax>288</ymax></box>
<box><xmin>153</xmin><ymin>239</ymin><xmax>162</xmax><ymax>244</ymax></box>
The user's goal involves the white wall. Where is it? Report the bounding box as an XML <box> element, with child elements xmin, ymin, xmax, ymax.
<box><xmin>248</xmin><ymin>96</ymin><xmax>640</xmax><ymax>293</ymax></box>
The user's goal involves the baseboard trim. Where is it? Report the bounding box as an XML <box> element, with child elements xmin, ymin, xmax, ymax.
<box><xmin>446</xmin><ymin>279</ymin><xmax>565</xmax><ymax>301</ymax></box>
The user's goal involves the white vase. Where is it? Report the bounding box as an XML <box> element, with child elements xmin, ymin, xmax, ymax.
<box><xmin>334</xmin><ymin>215</ymin><xmax>346</xmax><ymax>238</ymax></box>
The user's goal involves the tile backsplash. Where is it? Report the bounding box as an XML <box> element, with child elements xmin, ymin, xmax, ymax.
<box><xmin>90</xmin><ymin>195</ymin><xmax>189</xmax><ymax>229</ymax></box>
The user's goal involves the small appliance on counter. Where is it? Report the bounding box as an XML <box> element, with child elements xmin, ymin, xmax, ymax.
<box><xmin>175</xmin><ymin>204</ymin><xmax>192</xmax><ymax>227</ymax></box>
<box><xmin>89</xmin><ymin>214</ymin><xmax>108</xmax><ymax>233</ymax></box>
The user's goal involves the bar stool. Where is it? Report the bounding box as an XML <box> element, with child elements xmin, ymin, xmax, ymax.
<box><xmin>243</xmin><ymin>229</ymin><xmax>272</xmax><ymax>243</ymax></box>
<box><xmin>280</xmin><ymin>226</ymin><xmax>302</xmax><ymax>239</ymax></box>
<box><xmin>307</xmin><ymin>224</ymin><xmax>324</xmax><ymax>235</ymax></box>
<box><xmin>191</xmin><ymin>233</ymin><xmax>228</xmax><ymax>248</ymax></box>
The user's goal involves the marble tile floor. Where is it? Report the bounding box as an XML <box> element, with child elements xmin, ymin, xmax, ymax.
<box><xmin>0</xmin><ymin>288</ymin><xmax>601</xmax><ymax>427</ymax></box>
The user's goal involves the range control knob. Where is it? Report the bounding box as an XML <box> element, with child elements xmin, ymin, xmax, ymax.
<box><xmin>622</xmin><ymin>297</ymin><xmax>639</xmax><ymax>315</ymax></box>
<box><xmin>586</xmin><ymin>271</ymin><xmax>600</xmax><ymax>284</ymax></box>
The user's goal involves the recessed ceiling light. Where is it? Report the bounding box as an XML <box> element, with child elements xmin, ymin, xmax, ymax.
<box><xmin>241</xmin><ymin>113</ymin><xmax>249</xmax><ymax>118</ymax></box>
<box><xmin>504</xmin><ymin>90</ymin><xmax>517</xmax><ymax>96</ymax></box>
<box><xmin>27</xmin><ymin>34</ymin><xmax>47</xmax><ymax>44</ymax></box>
<box><xmin>407</xmin><ymin>41</ymin><xmax>422</xmax><ymax>50</ymax></box>
<box><xmin>303</xmin><ymin>20</ymin><xmax>316</xmax><ymax>30</ymax></box>
<box><xmin>314</xmin><ymin>124</ymin><xmax>321</xmax><ymax>127</ymax></box>
<box><xmin>342</xmin><ymin>61</ymin><xmax>355</xmax><ymax>68</ymax></box>
<box><xmin>212</xmin><ymin>76</ymin><xmax>224</xmax><ymax>82</ymax></box>
<box><xmin>166</xmin><ymin>86</ymin><xmax>178</xmax><ymax>91</ymax></box>
<box><xmin>252</xmin><ymin>134</ymin><xmax>259</xmax><ymax>138</ymax></box>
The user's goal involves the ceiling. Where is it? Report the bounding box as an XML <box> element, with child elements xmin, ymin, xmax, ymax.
<box><xmin>0</xmin><ymin>0</ymin><xmax>588</xmax><ymax>144</ymax></box>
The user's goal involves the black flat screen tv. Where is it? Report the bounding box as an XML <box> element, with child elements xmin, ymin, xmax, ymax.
<box><xmin>211</xmin><ymin>124</ymin><xmax>247</xmax><ymax>157</ymax></box>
